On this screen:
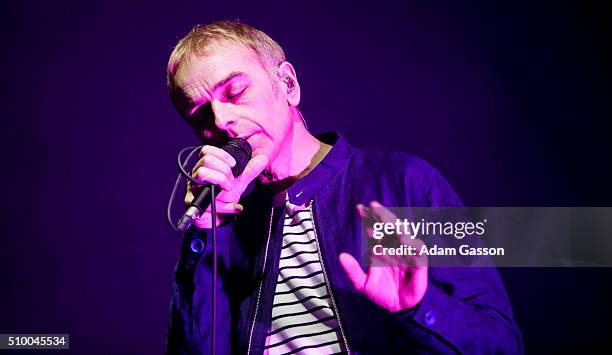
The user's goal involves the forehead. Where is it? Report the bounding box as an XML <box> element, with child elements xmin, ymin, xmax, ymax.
<box><xmin>174</xmin><ymin>40</ymin><xmax>265</xmax><ymax>95</ymax></box>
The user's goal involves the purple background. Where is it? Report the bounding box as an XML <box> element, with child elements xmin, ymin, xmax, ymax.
<box><xmin>1</xmin><ymin>1</ymin><xmax>611</xmax><ymax>353</ymax></box>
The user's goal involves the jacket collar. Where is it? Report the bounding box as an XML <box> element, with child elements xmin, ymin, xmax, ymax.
<box><xmin>286</xmin><ymin>131</ymin><xmax>352</xmax><ymax>206</ymax></box>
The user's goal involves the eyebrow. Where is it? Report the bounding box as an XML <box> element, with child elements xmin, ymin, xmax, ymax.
<box><xmin>212</xmin><ymin>71</ymin><xmax>247</xmax><ymax>92</ymax></box>
<box><xmin>187</xmin><ymin>71</ymin><xmax>247</xmax><ymax>116</ymax></box>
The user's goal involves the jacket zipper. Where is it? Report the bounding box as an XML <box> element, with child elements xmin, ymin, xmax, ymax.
<box><xmin>246</xmin><ymin>207</ymin><xmax>275</xmax><ymax>355</ymax></box>
<box><xmin>309</xmin><ymin>199</ymin><xmax>352</xmax><ymax>354</ymax></box>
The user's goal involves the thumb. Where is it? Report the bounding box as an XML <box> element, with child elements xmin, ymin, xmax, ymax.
<box><xmin>339</xmin><ymin>252</ymin><xmax>367</xmax><ymax>292</ymax></box>
<box><xmin>236</xmin><ymin>154</ymin><xmax>269</xmax><ymax>189</ymax></box>
<box><xmin>223</xmin><ymin>155</ymin><xmax>269</xmax><ymax>201</ymax></box>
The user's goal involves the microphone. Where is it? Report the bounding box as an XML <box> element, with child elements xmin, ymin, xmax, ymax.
<box><xmin>177</xmin><ymin>138</ymin><xmax>252</xmax><ymax>232</ymax></box>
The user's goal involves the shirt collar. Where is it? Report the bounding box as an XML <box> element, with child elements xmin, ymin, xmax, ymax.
<box><xmin>285</xmin><ymin>131</ymin><xmax>352</xmax><ymax>206</ymax></box>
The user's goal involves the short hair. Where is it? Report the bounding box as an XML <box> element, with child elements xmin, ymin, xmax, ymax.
<box><xmin>167</xmin><ymin>20</ymin><xmax>286</xmax><ymax>93</ymax></box>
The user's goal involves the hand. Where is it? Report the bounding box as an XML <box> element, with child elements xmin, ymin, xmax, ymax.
<box><xmin>339</xmin><ymin>201</ymin><xmax>428</xmax><ymax>312</ymax></box>
<box><xmin>186</xmin><ymin>145</ymin><xmax>269</xmax><ymax>228</ymax></box>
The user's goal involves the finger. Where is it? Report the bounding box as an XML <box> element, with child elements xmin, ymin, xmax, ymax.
<box><xmin>407</xmin><ymin>239</ymin><xmax>429</xmax><ymax>268</ymax></box>
<box><xmin>230</xmin><ymin>154</ymin><xmax>269</xmax><ymax>197</ymax></box>
<box><xmin>191</xmin><ymin>153</ymin><xmax>236</xmax><ymax>191</ymax></box>
<box><xmin>356</xmin><ymin>203</ymin><xmax>369</xmax><ymax>218</ymax></box>
<box><xmin>202</xmin><ymin>202</ymin><xmax>244</xmax><ymax>215</ymax></box>
<box><xmin>201</xmin><ymin>189</ymin><xmax>245</xmax><ymax>207</ymax></box>
<box><xmin>193</xmin><ymin>167</ymin><xmax>235</xmax><ymax>191</ymax></box>
<box><xmin>194</xmin><ymin>212</ymin><xmax>224</xmax><ymax>229</ymax></box>
<box><xmin>192</xmin><ymin>153</ymin><xmax>234</xmax><ymax>178</ymax></box>
<box><xmin>185</xmin><ymin>186</ymin><xmax>243</xmax><ymax>212</ymax></box>
<box><xmin>194</xmin><ymin>214</ymin><xmax>213</xmax><ymax>229</ymax></box>
<box><xmin>184</xmin><ymin>188</ymin><xmax>195</xmax><ymax>206</ymax></box>
<box><xmin>193</xmin><ymin>203</ymin><xmax>244</xmax><ymax>229</ymax></box>
<box><xmin>214</xmin><ymin>189</ymin><xmax>240</xmax><ymax>204</ymax></box>
<box><xmin>200</xmin><ymin>145</ymin><xmax>237</xmax><ymax>168</ymax></box>
<box><xmin>356</xmin><ymin>204</ymin><xmax>381</xmax><ymax>239</ymax></box>
<box><xmin>187</xmin><ymin>155</ymin><xmax>268</xmax><ymax>222</ymax></box>
<box><xmin>369</xmin><ymin>201</ymin><xmax>398</xmax><ymax>224</ymax></box>
<box><xmin>370</xmin><ymin>252</ymin><xmax>403</xmax><ymax>267</ymax></box>
<box><xmin>399</xmin><ymin>235</ymin><xmax>425</xmax><ymax>249</ymax></box>
<box><xmin>339</xmin><ymin>252</ymin><xmax>367</xmax><ymax>292</ymax></box>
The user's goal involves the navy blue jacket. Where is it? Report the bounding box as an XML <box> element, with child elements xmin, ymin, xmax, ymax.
<box><xmin>166</xmin><ymin>132</ymin><xmax>523</xmax><ymax>354</ymax></box>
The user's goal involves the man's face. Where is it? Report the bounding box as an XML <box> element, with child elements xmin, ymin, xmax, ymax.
<box><xmin>171</xmin><ymin>40</ymin><xmax>294</xmax><ymax>163</ymax></box>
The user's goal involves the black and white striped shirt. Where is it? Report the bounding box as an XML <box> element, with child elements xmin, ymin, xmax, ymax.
<box><xmin>263</xmin><ymin>199</ymin><xmax>346</xmax><ymax>354</ymax></box>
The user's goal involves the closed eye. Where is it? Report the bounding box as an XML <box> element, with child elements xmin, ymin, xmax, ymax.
<box><xmin>226</xmin><ymin>86</ymin><xmax>248</xmax><ymax>101</ymax></box>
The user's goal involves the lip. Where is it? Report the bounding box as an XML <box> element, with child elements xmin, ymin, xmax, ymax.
<box><xmin>239</xmin><ymin>132</ymin><xmax>258</xmax><ymax>141</ymax></box>
<box><xmin>237</xmin><ymin>133</ymin><xmax>258</xmax><ymax>149</ymax></box>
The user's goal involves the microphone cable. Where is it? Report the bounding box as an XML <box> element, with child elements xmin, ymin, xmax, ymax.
<box><xmin>167</xmin><ymin>145</ymin><xmax>203</xmax><ymax>233</ymax></box>
<box><xmin>166</xmin><ymin>145</ymin><xmax>219</xmax><ymax>355</ymax></box>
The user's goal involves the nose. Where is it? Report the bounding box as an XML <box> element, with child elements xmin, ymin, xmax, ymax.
<box><xmin>211</xmin><ymin>100</ymin><xmax>236</xmax><ymax>131</ymax></box>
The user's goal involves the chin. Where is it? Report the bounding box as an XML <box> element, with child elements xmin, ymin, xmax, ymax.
<box><xmin>249</xmin><ymin>137</ymin><xmax>272</xmax><ymax>158</ymax></box>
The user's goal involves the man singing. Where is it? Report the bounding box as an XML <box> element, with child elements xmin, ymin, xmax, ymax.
<box><xmin>165</xmin><ymin>20</ymin><xmax>523</xmax><ymax>354</ymax></box>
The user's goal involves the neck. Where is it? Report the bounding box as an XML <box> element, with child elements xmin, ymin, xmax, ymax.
<box><xmin>260</xmin><ymin>112</ymin><xmax>331</xmax><ymax>193</ymax></box>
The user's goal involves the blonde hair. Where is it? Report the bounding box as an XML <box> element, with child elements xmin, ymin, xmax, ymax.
<box><xmin>167</xmin><ymin>20</ymin><xmax>286</xmax><ymax>93</ymax></box>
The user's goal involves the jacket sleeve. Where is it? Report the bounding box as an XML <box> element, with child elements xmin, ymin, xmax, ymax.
<box><xmin>165</xmin><ymin>223</ymin><xmax>235</xmax><ymax>355</ymax></box>
<box><xmin>393</xmin><ymin>157</ymin><xmax>524</xmax><ymax>354</ymax></box>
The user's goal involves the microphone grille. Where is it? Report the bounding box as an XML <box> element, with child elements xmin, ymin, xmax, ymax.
<box><xmin>222</xmin><ymin>138</ymin><xmax>252</xmax><ymax>176</ymax></box>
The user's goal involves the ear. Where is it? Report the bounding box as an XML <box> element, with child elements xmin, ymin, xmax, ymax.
<box><xmin>277</xmin><ymin>61</ymin><xmax>300</xmax><ymax>107</ymax></box>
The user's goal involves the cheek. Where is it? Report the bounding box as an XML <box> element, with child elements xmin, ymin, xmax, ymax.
<box><xmin>254</xmin><ymin>103</ymin><xmax>286</xmax><ymax>136</ymax></box>
<box><xmin>249</xmin><ymin>88</ymin><xmax>292</xmax><ymax>141</ymax></box>
<box><xmin>267</xmin><ymin>114</ymin><xmax>292</xmax><ymax>143</ymax></box>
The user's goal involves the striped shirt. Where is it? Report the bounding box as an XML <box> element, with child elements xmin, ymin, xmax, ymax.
<box><xmin>263</xmin><ymin>198</ymin><xmax>346</xmax><ymax>354</ymax></box>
